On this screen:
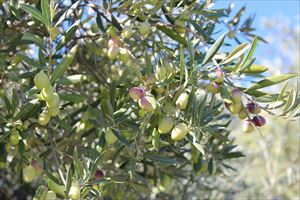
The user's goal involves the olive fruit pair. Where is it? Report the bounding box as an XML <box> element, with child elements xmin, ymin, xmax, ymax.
<box><xmin>206</xmin><ymin>68</ymin><xmax>224</xmax><ymax>94</ymax></box>
<box><xmin>157</xmin><ymin>117</ymin><xmax>188</xmax><ymax>141</ymax></box>
<box><xmin>242</xmin><ymin>115</ymin><xmax>266</xmax><ymax>133</ymax></box>
<box><xmin>129</xmin><ymin>86</ymin><xmax>157</xmax><ymax>112</ymax></box>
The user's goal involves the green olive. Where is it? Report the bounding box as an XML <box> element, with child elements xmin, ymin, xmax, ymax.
<box><xmin>41</xmin><ymin>85</ymin><xmax>55</xmax><ymax>101</ymax></box>
<box><xmin>38</xmin><ymin>111</ymin><xmax>51</xmax><ymax>126</ymax></box>
<box><xmin>105</xmin><ymin>128</ymin><xmax>117</xmax><ymax>144</ymax></box>
<box><xmin>176</xmin><ymin>93</ymin><xmax>189</xmax><ymax>110</ymax></box>
<box><xmin>23</xmin><ymin>165</ymin><xmax>36</xmax><ymax>182</ymax></box>
<box><xmin>108</xmin><ymin>45</ymin><xmax>119</xmax><ymax>60</ymax></box>
<box><xmin>45</xmin><ymin>191</ymin><xmax>56</xmax><ymax>200</ymax></box>
<box><xmin>171</xmin><ymin>123</ymin><xmax>188</xmax><ymax>141</ymax></box>
<box><xmin>139</xmin><ymin>22</ymin><xmax>151</xmax><ymax>35</ymax></box>
<box><xmin>34</xmin><ymin>71</ymin><xmax>50</xmax><ymax>89</ymax></box>
<box><xmin>69</xmin><ymin>183</ymin><xmax>80</xmax><ymax>200</ymax></box>
<box><xmin>48</xmin><ymin>106</ymin><xmax>60</xmax><ymax>117</ymax></box>
<box><xmin>9</xmin><ymin>130</ymin><xmax>20</xmax><ymax>145</ymax></box>
<box><xmin>158</xmin><ymin>117</ymin><xmax>174</xmax><ymax>134</ymax></box>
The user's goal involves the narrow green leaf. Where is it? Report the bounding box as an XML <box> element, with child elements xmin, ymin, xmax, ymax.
<box><xmin>59</xmin><ymin>93</ymin><xmax>85</xmax><ymax>103</ymax></box>
<box><xmin>9</xmin><ymin>5</ymin><xmax>20</xmax><ymax>19</ymax></box>
<box><xmin>202</xmin><ymin>33</ymin><xmax>226</xmax><ymax>65</ymax></box>
<box><xmin>241</xmin><ymin>64</ymin><xmax>268</xmax><ymax>74</ymax></box>
<box><xmin>51</xmin><ymin>44</ymin><xmax>78</xmax><ymax>81</ymax></box>
<box><xmin>145</xmin><ymin>154</ymin><xmax>178</xmax><ymax>165</ymax></box>
<box><xmin>156</xmin><ymin>24</ymin><xmax>187</xmax><ymax>45</ymax></box>
<box><xmin>221</xmin><ymin>42</ymin><xmax>250</xmax><ymax>65</ymax></box>
<box><xmin>208</xmin><ymin>158</ymin><xmax>214</xmax><ymax>175</ymax></box>
<box><xmin>56</xmin><ymin>21</ymin><xmax>80</xmax><ymax>50</ymax></box>
<box><xmin>243</xmin><ymin>36</ymin><xmax>257</xmax><ymax>65</ymax></box>
<box><xmin>111</xmin><ymin>128</ymin><xmax>130</xmax><ymax>146</ymax></box>
<box><xmin>20</xmin><ymin>4</ymin><xmax>47</xmax><ymax>26</ymax></box>
<box><xmin>246</xmin><ymin>74</ymin><xmax>298</xmax><ymax>91</ymax></box>
<box><xmin>54</xmin><ymin>1</ymin><xmax>80</xmax><ymax>27</ymax></box>
<box><xmin>224</xmin><ymin>152</ymin><xmax>245</xmax><ymax>159</ymax></box>
<box><xmin>16</xmin><ymin>53</ymin><xmax>40</xmax><ymax>68</ymax></box>
<box><xmin>47</xmin><ymin>179</ymin><xmax>65</xmax><ymax>196</ymax></box>
<box><xmin>41</xmin><ymin>0</ymin><xmax>51</xmax><ymax>29</ymax></box>
<box><xmin>239</xmin><ymin>57</ymin><xmax>256</xmax><ymax>72</ymax></box>
<box><xmin>65</xmin><ymin>166</ymin><xmax>73</xmax><ymax>195</ymax></box>
<box><xmin>193</xmin><ymin>143</ymin><xmax>205</xmax><ymax>155</ymax></box>
<box><xmin>22</xmin><ymin>33</ymin><xmax>45</xmax><ymax>51</ymax></box>
<box><xmin>283</xmin><ymin>88</ymin><xmax>296</xmax><ymax>113</ymax></box>
<box><xmin>277</xmin><ymin>82</ymin><xmax>289</xmax><ymax>100</ymax></box>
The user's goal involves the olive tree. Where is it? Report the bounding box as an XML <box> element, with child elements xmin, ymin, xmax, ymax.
<box><xmin>0</xmin><ymin>0</ymin><xmax>298</xmax><ymax>199</ymax></box>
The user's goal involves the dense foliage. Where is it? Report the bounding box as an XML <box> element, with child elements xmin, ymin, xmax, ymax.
<box><xmin>0</xmin><ymin>0</ymin><xmax>299</xmax><ymax>199</ymax></box>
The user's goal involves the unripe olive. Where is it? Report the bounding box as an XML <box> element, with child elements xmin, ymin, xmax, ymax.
<box><xmin>41</xmin><ymin>85</ymin><xmax>55</xmax><ymax>101</ymax></box>
<box><xmin>105</xmin><ymin>128</ymin><xmax>117</xmax><ymax>144</ymax></box>
<box><xmin>242</xmin><ymin>120</ymin><xmax>255</xmax><ymax>133</ymax></box>
<box><xmin>9</xmin><ymin>130</ymin><xmax>20</xmax><ymax>145</ymax></box>
<box><xmin>171</xmin><ymin>123</ymin><xmax>188</xmax><ymax>141</ymax></box>
<box><xmin>48</xmin><ymin>106</ymin><xmax>59</xmax><ymax>117</ymax></box>
<box><xmin>23</xmin><ymin>165</ymin><xmax>36</xmax><ymax>182</ymax></box>
<box><xmin>34</xmin><ymin>71</ymin><xmax>50</xmax><ymax>89</ymax></box>
<box><xmin>206</xmin><ymin>82</ymin><xmax>220</xmax><ymax>94</ymax></box>
<box><xmin>247</xmin><ymin>102</ymin><xmax>261</xmax><ymax>114</ymax></box>
<box><xmin>46</xmin><ymin>93</ymin><xmax>59</xmax><ymax>107</ymax></box>
<box><xmin>138</xmin><ymin>94</ymin><xmax>157</xmax><ymax>112</ymax></box>
<box><xmin>119</xmin><ymin>48</ymin><xmax>130</xmax><ymax>64</ymax></box>
<box><xmin>69</xmin><ymin>183</ymin><xmax>80</xmax><ymax>200</ymax></box>
<box><xmin>158</xmin><ymin>117</ymin><xmax>174</xmax><ymax>134</ymax></box>
<box><xmin>31</xmin><ymin>160</ymin><xmax>43</xmax><ymax>176</ymax></box>
<box><xmin>122</xmin><ymin>26</ymin><xmax>133</xmax><ymax>39</ymax></box>
<box><xmin>225</xmin><ymin>102</ymin><xmax>242</xmax><ymax>114</ymax></box>
<box><xmin>107</xmin><ymin>45</ymin><xmax>119</xmax><ymax>60</ymax></box>
<box><xmin>129</xmin><ymin>87</ymin><xmax>144</xmax><ymax>100</ymax></box>
<box><xmin>238</xmin><ymin>109</ymin><xmax>248</xmax><ymax>120</ymax></box>
<box><xmin>174</xmin><ymin>19</ymin><xmax>186</xmax><ymax>33</ymax></box>
<box><xmin>252</xmin><ymin>115</ymin><xmax>266</xmax><ymax>127</ymax></box>
<box><xmin>215</xmin><ymin>68</ymin><xmax>224</xmax><ymax>83</ymax></box>
<box><xmin>231</xmin><ymin>88</ymin><xmax>242</xmax><ymax>103</ymax></box>
<box><xmin>139</xmin><ymin>22</ymin><xmax>151</xmax><ymax>35</ymax></box>
<box><xmin>38</xmin><ymin>111</ymin><xmax>51</xmax><ymax>126</ymax></box>
<box><xmin>108</xmin><ymin>38</ymin><xmax>117</xmax><ymax>47</ymax></box>
<box><xmin>45</xmin><ymin>191</ymin><xmax>56</xmax><ymax>200</ymax></box>
<box><xmin>176</xmin><ymin>92</ymin><xmax>189</xmax><ymax>110</ymax></box>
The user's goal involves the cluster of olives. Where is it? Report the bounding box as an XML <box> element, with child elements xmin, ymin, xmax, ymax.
<box><xmin>206</xmin><ymin>67</ymin><xmax>266</xmax><ymax>133</ymax></box>
<box><xmin>241</xmin><ymin>103</ymin><xmax>266</xmax><ymax>133</ymax></box>
<box><xmin>206</xmin><ymin>67</ymin><xmax>224</xmax><ymax>94</ymax></box>
<box><xmin>34</xmin><ymin>71</ymin><xmax>60</xmax><ymax>126</ymax></box>
<box><xmin>129</xmin><ymin>86</ymin><xmax>190</xmax><ymax>141</ymax></box>
<box><xmin>107</xmin><ymin>19</ymin><xmax>186</xmax><ymax>63</ymax></box>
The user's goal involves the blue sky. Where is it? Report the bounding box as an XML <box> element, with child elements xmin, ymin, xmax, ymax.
<box><xmin>214</xmin><ymin>1</ymin><xmax>299</xmax><ymax>75</ymax></box>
